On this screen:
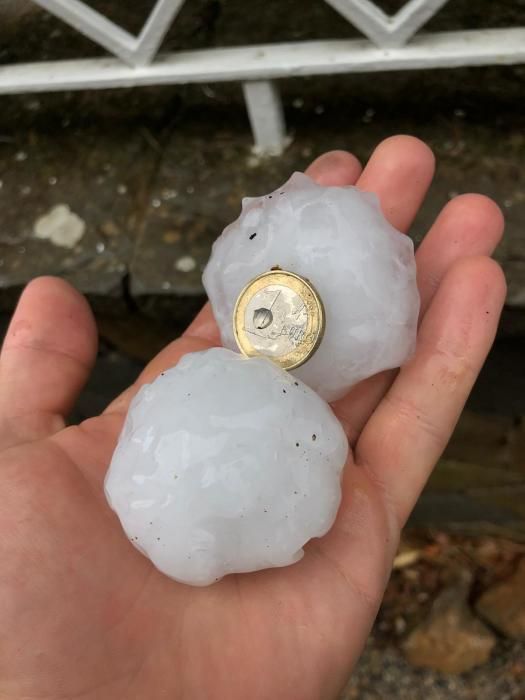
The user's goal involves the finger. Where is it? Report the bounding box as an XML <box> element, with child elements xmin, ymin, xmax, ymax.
<box><xmin>333</xmin><ymin>193</ymin><xmax>505</xmax><ymax>443</ymax></box>
<box><xmin>355</xmin><ymin>256</ymin><xmax>506</xmax><ymax>527</ymax></box>
<box><xmin>416</xmin><ymin>194</ymin><xmax>504</xmax><ymax>314</ymax></box>
<box><xmin>184</xmin><ymin>150</ymin><xmax>363</xmax><ymax>345</ymax></box>
<box><xmin>0</xmin><ymin>277</ymin><xmax>97</xmax><ymax>443</ymax></box>
<box><xmin>304</xmin><ymin>149</ymin><xmax>362</xmax><ymax>186</ymax></box>
<box><xmin>357</xmin><ymin>135</ymin><xmax>435</xmax><ymax>231</ymax></box>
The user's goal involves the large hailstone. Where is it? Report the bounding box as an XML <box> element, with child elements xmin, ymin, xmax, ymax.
<box><xmin>105</xmin><ymin>348</ymin><xmax>348</xmax><ymax>586</ymax></box>
<box><xmin>203</xmin><ymin>172</ymin><xmax>420</xmax><ymax>401</ymax></box>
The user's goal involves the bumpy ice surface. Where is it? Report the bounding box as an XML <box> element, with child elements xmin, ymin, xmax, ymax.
<box><xmin>105</xmin><ymin>348</ymin><xmax>348</xmax><ymax>586</ymax></box>
<box><xmin>203</xmin><ymin>172</ymin><xmax>420</xmax><ymax>401</ymax></box>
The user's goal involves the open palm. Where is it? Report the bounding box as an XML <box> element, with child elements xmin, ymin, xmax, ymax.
<box><xmin>0</xmin><ymin>136</ymin><xmax>505</xmax><ymax>700</ymax></box>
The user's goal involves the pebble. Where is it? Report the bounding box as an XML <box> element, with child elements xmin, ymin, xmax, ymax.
<box><xmin>175</xmin><ymin>255</ymin><xmax>197</xmax><ymax>273</ymax></box>
<box><xmin>403</xmin><ymin>574</ymin><xmax>496</xmax><ymax>674</ymax></box>
<box><xmin>477</xmin><ymin>558</ymin><xmax>525</xmax><ymax>640</ymax></box>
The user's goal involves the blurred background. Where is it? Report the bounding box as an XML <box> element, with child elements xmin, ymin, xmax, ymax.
<box><xmin>0</xmin><ymin>1</ymin><xmax>524</xmax><ymax>697</ymax></box>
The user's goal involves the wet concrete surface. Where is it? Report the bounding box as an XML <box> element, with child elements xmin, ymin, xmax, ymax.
<box><xmin>1</xmin><ymin>1</ymin><xmax>525</xmax><ymax>316</ymax></box>
<box><xmin>1</xmin><ymin>87</ymin><xmax>524</xmax><ymax>315</ymax></box>
<box><xmin>342</xmin><ymin>638</ymin><xmax>525</xmax><ymax>700</ymax></box>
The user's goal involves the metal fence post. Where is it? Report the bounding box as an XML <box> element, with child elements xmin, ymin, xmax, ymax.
<box><xmin>242</xmin><ymin>80</ymin><xmax>289</xmax><ymax>156</ymax></box>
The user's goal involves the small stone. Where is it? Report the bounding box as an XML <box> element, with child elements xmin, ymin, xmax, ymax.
<box><xmin>393</xmin><ymin>548</ymin><xmax>420</xmax><ymax>569</ymax></box>
<box><xmin>394</xmin><ymin>616</ymin><xmax>407</xmax><ymax>635</ymax></box>
<box><xmin>101</xmin><ymin>220</ymin><xmax>120</xmax><ymax>237</ymax></box>
<box><xmin>476</xmin><ymin>558</ymin><xmax>525</xmax><ymax>639</ymax></box>
<box><xmin>33</xmin><ymin>204</ymin><xmax>86</xmax><ymax>249</ymax></box>
<box><xmin>163</xmin><ymin>230</ymin><xmax>182</xmax><ymax>244</ymax></box>
<box><xmin>175</xmin><ymin>255</ymin><xmax>197</xmax><ymax>273</ymax></box>
<box><xmin>403</xmin><ymin>575</ymin><xmax>496</xmax><ymax>674</ymax></box>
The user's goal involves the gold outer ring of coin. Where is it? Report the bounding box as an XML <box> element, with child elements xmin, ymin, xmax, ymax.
<box><xmin>233</xmin><ymin>268</ymin><xmax>325</xmax><ymax>370</ymax></box>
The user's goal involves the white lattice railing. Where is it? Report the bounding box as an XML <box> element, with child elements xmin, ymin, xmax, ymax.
<box><xmin>1</xmin><ymin>0</ymin><xmax>524</xmax><ymax>154</ymax></box>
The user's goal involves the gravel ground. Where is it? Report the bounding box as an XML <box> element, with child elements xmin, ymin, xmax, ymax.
<box><xmin>342</xmin><ymin>639</ymin><xmax>525</xmax><ymax>700</ymax></box>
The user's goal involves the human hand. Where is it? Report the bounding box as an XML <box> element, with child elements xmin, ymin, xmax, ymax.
<box><xmin>0</xmin><ymin>136</ymin><xmax>505</xmax><ymax>700</ymax></box>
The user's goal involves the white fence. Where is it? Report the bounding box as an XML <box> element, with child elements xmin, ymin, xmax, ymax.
<box><xmin>0</xmin><ymin>0</ymin><xmax>524</xmax><ymax>154</ymax></box>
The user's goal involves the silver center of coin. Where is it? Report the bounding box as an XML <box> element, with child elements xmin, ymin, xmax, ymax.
<box><xmin>243</xmin><ymin>284</ymin><xmax>309</xmax><ymax>358</ymax></box>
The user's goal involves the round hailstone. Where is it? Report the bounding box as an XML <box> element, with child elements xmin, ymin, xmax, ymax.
<box><xmin>105</xmin><ymin>347</ymin><xmax>348</xmax><ymax>586</ymax></box>
<box><xmin>202</xmin><ymin>172</ymin><xmax>420</xmax><ymax>401</ymax></box>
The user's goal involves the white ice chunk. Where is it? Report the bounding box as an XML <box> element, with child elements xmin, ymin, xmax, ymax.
<box><xmin>203</xmin><ymin>172</ymin><xmax>420</xmax><ymax>401</ymax></box>
<box><xmin>105</xmin><ymin>347</ymin><xmax>348</xmax><ymax>586</ymax></box>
